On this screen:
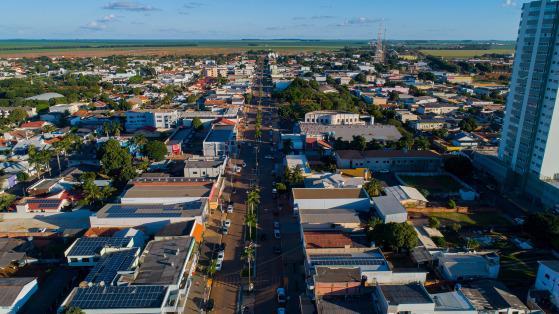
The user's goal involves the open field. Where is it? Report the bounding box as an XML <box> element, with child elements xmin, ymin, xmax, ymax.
<box><xmin>399</xmin><ymin>174</ymin><xmax>463</xmax><ymax>194</ymax></box>
<box><xmin>0</xmin><ymin>39</ymin><xmax>368</xmax><ymax>58</ymax></box>
<box><xmin>426</xmin><ymin>212</ymin><xmax>511</xmax><ymax>227</ymax></box>
<box><xmin>419</xmin><ymin>49</ymin><xmax>514</xmax><ymax>58</ymax></box>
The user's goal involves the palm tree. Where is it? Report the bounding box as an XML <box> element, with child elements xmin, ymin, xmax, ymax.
<box><xmin>364</xmin><ymin>178</ymin><xmax>383</xmax><ymax>197</ymax></box>
<box><xmin>207</xmin><ymin>259</ymin><xmax>218</xmax><ymax>278</ymax></box>
<box><xmin>52</xmin><ymin>141</ymin><xmax>64</xmax><ymax>173</ymax></box>
<box><xmin>131</xmin><ymin>134</ymin><xmax>147</xmax><ymax>149</ymax></box>
<box><xmin>242</xmin><ymin>243</ymin><xmax>255</xmax><ymax>291</ymax></box>
<box><xmin>246</xmin><ymin>211</ymin><xmax>257</xmax><ymax>240</ymax></box>
<box><xmin>247</xmin><ymin>189</ymin><xmax>260</xmax><ymax>215</ymax></box>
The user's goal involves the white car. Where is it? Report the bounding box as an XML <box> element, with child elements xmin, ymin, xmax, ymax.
<box><xmin>217</xmin><ymin>250</ymin><xmax>224</xmax><ymax>262</ymax></box>
<box><xmin>235</xmin><ymin>166</ymin><xmax>242</xmax><ymax>173</ymax></box>
<box><xmin>223</xmin><ymin>219</ymin><xmax>232</xmax><ymax>228</ymax></box>
<box><xmin>215</xmin><ymin>259</ymin><xmax>223</xmax><ymax>271</ymax></box>
<box><xmin>274</xmin><ymin>229</ymin><xmax>281</xmax><ymax>239</ymax></box>
<box><xmin>273</xmin><ymin>221</ymin><xmax>280</xmax><ymax>229</ymax></box>
<box><xmin>242</xmin><ymin>162</ymin><xmax>247</xmax><ymax>167</ymax></box>
<box><xmin>227</xmin><ymin>204</ymin><xmax>234</xmax><ymax>213</ymax></box>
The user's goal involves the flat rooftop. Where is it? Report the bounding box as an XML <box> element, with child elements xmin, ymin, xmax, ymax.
<box><xmin>184</xmin><ymin>159</ymin><xmax>224</xmax><ymax>169</ymax></box>
<box><xmin>380</xmin><ymin>284</ymin><xmax>433</xmax><ymax>305</ymax></box>
<box><xmin>122</xmin><ymin>184</ymin><xmax>212</xmax><ymax>199</ymax></box>
<box><xmin>134</xmin><ymin>237</ymin><xmax>193</xmax><ymax>285</ymax></box>
<box><xmin>300</xmin><ymin>208</ymin><xmax>362</xmax><ymax>225</ymax></box>
<box><xmin>336</xmin><ymin>150</ymin><xmax>441</xmax><ymax>160</ymax></box>
<box><xmin>67</xmin><ymin>237</ymin><xmax>133</xmax><ymax>257</ymax></box>
<box><xmin>308</xmin><ymin>249</ymin><xmax>389</xmax><ymax>272</ymax></box>
<box><xmin>315</xmin><ymin>267</ymin><xmax>361</xmax><ymax>282</ymax></box>
<box><xmin>298</xmin><ymin>123</ymin><xmax>402</xmax><ymax>142</ymax></box>
<box><xmin>372</xmin><ymin>195</ymin><xmax>407</xmax><ymax>216</ymax></box>
<box><xmin>293</xmin><ymin>188</ymin><xmax>366</xmax><ymax>200</ymax></box>
<box><xmin>204</xmin><ymin>125</ymin><xmax>234</xmax><ymax>143</ymax></box>
<box><xmin>316</xmin><ymin>296</ymin><xmax>373</xmax><ymax>314</ymax></box>
<box><xmin>69</xmin><ymin>285</ymin><xmax>167</xmax><ymax>310</ymax></box>
<box><xmin>97</xmin><ymin>201</ymin><xmax>206</xmax><ymax>219</ymax></box>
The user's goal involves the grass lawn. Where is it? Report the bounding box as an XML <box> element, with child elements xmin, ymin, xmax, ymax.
<box><xmin>427</xmin><ymin>212</ymin><xmax>511</xmax><ymax>227</ymax></box>
<box><xmin>419</xmin><ymin>49</ymin><xmax>514</xmax><ymax>58</ymax></box>
<box><xmin>399</xmin><ymin>175</ymin><xmax>463</xmax><ymax>194</ymax></box>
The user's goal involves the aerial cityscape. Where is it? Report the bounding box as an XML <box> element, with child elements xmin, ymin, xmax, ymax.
<box><xmin>0</xmin><ymin>1</ymin><xmax>559</xmax><ymax>314</ymax></box>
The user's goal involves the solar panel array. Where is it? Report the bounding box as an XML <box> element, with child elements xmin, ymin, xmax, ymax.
<box><xmin>68</xmin><ymin>237</ymin><xmax>132</xmax><ymax>256</ymax></box>
<box><xmin>71</xmin><ymin>285</ymin><xmax>167</xmax><ymax>309</ymax></box>
<box><xmin>310</xmin><ymin>255</ymin><xmax>386</xmax><ymax>267</ymax></box>
<box><xmin>27</xmin><ymin>198</ymin><xmax>62</xmax><ymax>208</ymax></box>
<box><xmin>84</xmin><ymin>249</ymin><xmax>138</xmax><ymax>285</ymax></box>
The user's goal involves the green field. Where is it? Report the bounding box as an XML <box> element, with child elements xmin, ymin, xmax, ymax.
<box><xmin>427</xmin><ymin>212</ymin><xmax>511</xmax><ymax>227</ymax></box>
<box><xmin>399</xmin><ymin>174</ymin><xmax>464</xmax><ymax>194</ymax></box>
<box><xmin>419</xmin><ymin>49</ymin><xmax>514</xmax><ymax>58</ymax></box>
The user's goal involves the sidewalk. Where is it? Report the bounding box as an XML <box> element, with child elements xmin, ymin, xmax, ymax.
<box><xmin>183</xmin><ymin>272</ymin><xmax>210</xmax><ymax>313</ymax></box>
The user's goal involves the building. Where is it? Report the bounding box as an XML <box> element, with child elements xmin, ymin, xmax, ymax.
<box><xmin>410</xmin><ymin>118</ymin><xmax>448</xmax><ymax>131</ymax></box>
<box><xmin>371</xmin><ymin>195</ymin><xmax>408</xmax><ymax>223</ymax></box>
<box><xmin>64</xmin><ymin>236</ymin><xmax>138</xmax><ymax>266</ymax></box>
<box><xmin>304</xmin><ymin>111</ymin><xmax>369</xmax><ymax>125</ymax></box>
<box><xmin>534</xmin><ymin>260</ymin><xmax>559</xmax><ymax>308</ymax></box>
<box><xmin>297</xmin><ymin>123</ymin><xmax>402</xmax><ymax>143</ymax></box>
<box><xmin>499</xmin><ymin>0</ymin><xmax>559</xmax><ymax>181</ymax></box>
<box><xmin>417</xmin><ymin>103</ymin><xmax>459</xmax><ymax>115</ymax></box>
<box><xmin>284</xmin><ymin>155</ymin><xmax>311</xmax><ymax>175</ymax></box>
<box><xmin>203</xmin><ymin>125</ymin><xmax>236</xmax><ymax>157</ymax></box>
<box><xmin>292</xmin><ymin>188</ymin><xmax>371</xmax><ymax>212</ymax></box>
<box><xmin>335</xmin><ymin>150</ymin><xmax>443</xmax><ymax>172</ymax></box>
<box><xmin>120</xmin><ymin>177</ymin><xmax>215</xmax><ymax>205</ymax></box>
<box><xmin>183</xmin><ymin>158</ymin><xmax>225</xmax><ymax>179</ymax></box>
<box><xmin>0</xmin><ymin>277</ymin><xmax>38</xmax><ymax>314</ymax></box>
<box><xmin>374</xmin><ymin>284</ymin><xmax>435</xmax><ymax>314</ymax></box>
<box><xmin>384</xmin><ymin>185</ymin><xmax>428</xmax><ymax>207</ymax></box>
<box><xmin>125</xmin><ymin>110</ymin><xmax>179</xmax><ymax>131</ymax></box>
<box><xmin>460</xmin><ymin>280</ymin><xmax>529</xmax><ymax>314</ymax></box>
<box><xmin>435</xmin><ymin>252</ymin><xmax>500</xmax><ymax>281</ymax></box>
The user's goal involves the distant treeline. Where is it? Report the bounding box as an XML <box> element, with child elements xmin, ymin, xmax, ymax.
<box><xmin>0</xmin><ymin>43</ymin><xmax>199</xmax><ymax>51</ymax></box>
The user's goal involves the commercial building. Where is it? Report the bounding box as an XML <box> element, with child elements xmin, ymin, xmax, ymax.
<box><xmin>304</xmin><ymin>110</ymin><xmax>370</xmax><ymax>125</ymax></box>
<box><xmin>416</xmin><ymin>103</ymin><xmax>459</xmax><ymax>115</ymax></box>
<box><xmin>292</xmin><ymin>188</ymin><xmax>370</xmax><ymax>212</ymax></box>
<box><xmin>203</xmin><ymin>125</ymin><xmax>236</xmax><ymax>157</ymax></box>
<box><xmin>183</xmin><ymin>158</ymin><xmax>225</xmax><ymax>179</ymax></box>
<box><xmin>435</xmin><ymin>252</ymin><xmax>500</xmax><ymax>281</ymax></box>
<box><xmin>371</xmin><ymin>195</ymin><xmax>408</xmax><ymax>223</ymax></box>
<box><xmin>125</xmin><ymin>110</ymin><xmax>179</xmax><ymax>131</ymax></box>
<box><xmin>120</xmin><ymin>177</ymin><xmax>215</xmax><ymax>205</ymax></box>
<box><xmin>335</xmin><ymin>150</ymin><xmax>443</xmax><ymax>172</ymax></box>
<box><xmin>297</xmin><ymin>123</ymin><xmax>402</xmax><ymax>143</ymax></box>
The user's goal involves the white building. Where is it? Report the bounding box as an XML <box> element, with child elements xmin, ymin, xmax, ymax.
<box><xmin>371</xmin><ymin>195</ymin><xmax>408</xmax><ymax>223</ymax></box>
<box><xmin>499</xmin><ymin>0</ymin><xmax>559</xmax><ymax>180</ymax></box>
<box><xmin>304</xmin><ymin>110</ymin><xmax>369</xmax><ymax>125</ymax></box>
<box><xmin>535</xmin><ymin>260</ymin><xmax>559</xmax><ymax>308</ymax></box>
<box><xmin>0</xmin><ymin>277</ymin><xmax>38</xmax><ymax>314</ymax></box>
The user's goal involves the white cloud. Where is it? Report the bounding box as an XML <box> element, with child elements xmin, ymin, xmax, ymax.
<box><xmin>103</xmin><ymin>1</ymin><xmax>159</xmax><ymax>11</ymax></box>
<box><xmin>81</xmin><ymin>14</ymin><xmax>119</xmax><ymax>31</ymax></box>
<box><xmin>502</xmin><ymin>0</ymin><xmax>517</xmax><ymax>7</ymax></box>
<box><xmin>336</xmin><ymin>17</ymin><xmax>381</xmax><ymax>27</ymax></box>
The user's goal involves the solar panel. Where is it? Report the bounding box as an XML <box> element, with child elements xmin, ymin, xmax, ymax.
<box><xmin>85</xmin><ymin>249</ymin><xmax>138</xmax><ymax>284</ymax></box>
<box><xmin>71</xmin><ymin>285</ymin><xmax>167</xmax><ymax>309</ymax></box>
<box><xmin>310</xmin><ymin>256</ymin><xmax>386</xmax><ymax>267</ymax></box>
<box><xmin>68</xmin><ymin>237</ymin><xmax>133</xmax><ymax>256</ymax></box>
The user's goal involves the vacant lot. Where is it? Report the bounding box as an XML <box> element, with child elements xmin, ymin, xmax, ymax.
<box><xmin>419</xmin><ymin>49</ymin><xmax>514</xmax><ymax>58</ymax></box>
<box><xmin>399</xmin><ymin>174</ymin><xmax>463</xmax><ymax>194</ymax></box>
<box><xmin>427</xmin><ymin>212</ymin><xmax>511</xmax><ymax>227</ymax></box>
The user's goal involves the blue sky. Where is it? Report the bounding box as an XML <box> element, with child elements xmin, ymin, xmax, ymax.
<box><xmin>0</xmin><ymin>0</ymin><xmax>529</xmax><ymax>40</ymax></box>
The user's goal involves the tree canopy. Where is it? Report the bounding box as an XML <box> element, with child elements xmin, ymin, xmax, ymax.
<box><xmin>143</xmin><ymin>140</ymin><xmax>168</xmax><ymax>161</ymax></box>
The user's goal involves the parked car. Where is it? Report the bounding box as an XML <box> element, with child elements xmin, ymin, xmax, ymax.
<box><xmin>276</xmin><ymin>288</ymin><xmax>286</xmax><ymax>304</ymax></box>
<box><xmin>273</xmin><ymin>221</ymin><xmax>280</xmax><ymax>229</ymax></box>
<box><xmin>223</xmin><ymin>219</ymin><xmax>231</xmax><ymax>228</ymax></box>
<box><xmin>274</xmin><ymin>229</ymin><xmax>281</xmax><ymax>239</ymax></box>
<box><xmin>227</xmin><ymin>203</ymin><xmax>234</xmax><ymax>213</ymax></box>
<box><xmin>277</xmin><ymin>308</ymin><xmax>285</xmax><ymax>314</ymax></box>
<box><xmin>215</xmin><ymin>259</ymin><xmax>223</xmax><ymax>271</ymax></box>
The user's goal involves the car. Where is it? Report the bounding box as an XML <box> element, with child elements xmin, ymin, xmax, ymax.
<box><xmin>223</xmin><ymin>219</ymin><xmax>231</xmax><ymax>228</ymax></box>
<box><xmin>273</xmin><ymin>221</ymin><xmax>280</xmax><ymax>229</ymax></box>
<box><xmin>217</xmin><ymin>243</ymin><xmax>226</xmax><ymax>252</ymax></box>
<box><xmin>277</xmin><ymin>308</ymin><xmax>286</xmax><ymax>314</ymax></box>
<box><xmin>276</xmin><ymin>288</ymin><xmax>286</xmax><ymax>304</ymax></box>
<box><xmin>227</xmin><ymin>203</ymin><xmax>234</xmax><ymax>213</ymax></box>
<box><xmin>215</xmin><ymin>259</ymin><xmax>223</xmax><ymax>271</ymax></box>
<box><xmin>273</xmin><ymin>245</ymin><xmax>282</xmax><ymax>254</ymax></box>
<box><xmin>216</xmin><ymin>250</ymin><xmax>224</xmax><ymax>261</ymax></box>
<box><xmin>265</xmin><ymin>155</ymin><xmax>274</xmax><ymax>159</ymax></box>
<box><xmin>205</xmin><ymin>299</ymin><xmax>215</xmax><ymax>311</ymax></box>
<box><xmin>274</xmin><ymin>229</ymin><xmax>281</xmax><ymax>239</ymax></box>
<box><xmin>221</xmin><ymin>226</ymin><xmax>229</xmax><ymax>235</ymax></box>
<box><xmin>242</xmin><ymin>162</ymin><xmax>247</xmax><ymax>167</ymax></box>
<box><xmin>235</xmin><ymin>166</ymin><xmax>242</xmax><ymax>173</ymax></box>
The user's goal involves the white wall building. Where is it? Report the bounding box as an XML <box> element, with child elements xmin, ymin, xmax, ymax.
<box><xmin>535</xmin><ymin>260</ymin><xmax>559</xmax><ymax>308</ymax></box>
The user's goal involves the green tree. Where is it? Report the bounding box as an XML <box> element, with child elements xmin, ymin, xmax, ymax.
<box><xmin>192</xmin><ymin>117</ymin><xmax>203</xmax><ymax>131</ymax></box>
<box><xmin>459</xmin><ymin>117</ymin><xmax>477</xmax><ymax>132</ymax></box>
<box><xmin>275</xmin><ymin>182</ymin><xmax>287</xmax><ymax>194</ymax></box>
<box><xmin>186</xmin><ymin>94</ymin><xmax>198</xmax><ymax>104</ymax></box>
<box><xmin>242</xmin><ymin>243</ymin><xmax>255</xmax><ymax>291</ymax></box>
<box><xmin>79</xmin><ymin>175</ymin><xmax>115</xmax><ymax>208</ymax></box>
<box><xmin>62</xmin><ymin>306</ymin><xmax>85</xmax><ymax>314</ymax></box>
<box><xmin>428</xmin><ymin>216</ymin><xmax>441</xmax><ymax>229</ymax></box>
<box><xmin>524</xmin><ymin>213</ymin><xmax>559</xmax><ymax>250</ymax></box>
<box><xmin>16</xmin><ymin>172</ymin><xmax>29</xmax><ymax>182</ymax></box>
<box><xmin>7</xmin><ymin>108</ymin><xmax>27</xmax><ymax>124</ymax></box>
<box><xmin>448</xmin><ymin>199</ymin><xmax>457</xmax><ymax>209</ymax></box>
<box><xmin>131</xmin><ymin>134</ymin><xmax>147</xmax><ymax>149</ymax></box>
<box><xmin>351</xmin><ymin>135</ymin><xmax>367</xmax><ymax>151</ymax></box>
<box><xmin>98</xmin><ymin>139</ymin><xmax>133</xmax><ymax>178</ymax></box>
<box><xmin>143</xmin><ymin>140</ymin><xmax>168</xmax><ymax>161</ymax></box>
<box><xmin>128</xmin><ymin>75</ymin><xmax>143</xmax><ymax>84</ymax></box>
<box><xmin>372</xmin><ymin>222</ymin><xmax>418</xmax><ymax>252</ymax></box>
<box><xmin>207</xmin><ymin>259</ymin><xmax>218</xmax><ymax>278</ymax></box>
<box><xmin>364</xmin><ymin>178</ymin><xmax>383</xmax><ymax>197</ymax></box>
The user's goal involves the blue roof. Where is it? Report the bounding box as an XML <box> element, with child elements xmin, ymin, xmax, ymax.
<box><xmin>70</xmin><ymin>285</ymin><xmax>167</xmax><ymax>309</ymax></box>
<box><xmin>67</xmin><ymin>237</ymin><xmax>133</xmax><ymax>256</ymax></box>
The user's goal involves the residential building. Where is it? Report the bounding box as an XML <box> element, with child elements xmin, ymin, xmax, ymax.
<box><xmin>534</xmin><ymin>260</ymin><xmax>559</xmax><ymax>308</ymax></box>
<box><xmin>499</xmin><ymin>0</ymin><xmax>559</xmax><ymax>181</ymax></box>
<box><xmin>335</xmin><ymin>150</ymin><xmax>443</xmax><ymax>172</ymax></box>
<box><xmin>0</xmin><ymin>277</ymin><xmax>38</xmax><ymax>314</ymax></box>
<box><xmin>284</xmin><ymin>154</ymin><xmax>311</xmax><ymax>175</ymax></box>
<box><xmin>410</xmin><ymin>118</ymin><xmax>448</xmax><ymax>131</ymax></box>
<box><xmin>460</xmin><ymin>280</ymin><xmax>529</xmax><ymax>314</ymax></box>
<box><xmin>292</xmin><ymin>188</ymin><xmax>370</xmax><ymax>212</ymax></box>
<box><xmin>125</xmin><ymin>110</ymin><xmax>179</xmax><ymax>131</ymax></box>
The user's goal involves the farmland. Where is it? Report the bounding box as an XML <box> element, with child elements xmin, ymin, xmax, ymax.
<box><xmin>419</xmin><ymin>49</ymin><xmax>514</xmax><ymax>58</ymax></box>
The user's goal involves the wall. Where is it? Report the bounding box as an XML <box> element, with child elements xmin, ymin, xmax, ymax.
<box><xmin>295</xmin><ymin>198</ymin><xmax>370</xmax><ymax>211</ymax></box>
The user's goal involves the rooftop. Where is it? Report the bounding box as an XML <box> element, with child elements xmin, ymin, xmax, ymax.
<box><xmin>308</xmin><ymin>248</ymin><xmax>389</xmax><ymax>272</ymax></box>
<box><xmin>293</xmin><ymin>188</ymin><xmax>367</xmax><ymax>200</ymax></box>
<box><xmin>0</xmin><ymin>277</ymin><xmax>36</xmax><ymax>307</ymax></box>
<box><xmin>122</xmin><ymin>184</ymin><xmax>212</xmax><ymax>200</ymax></box>
<box><xmin>84</xmin><ymin>248</ymin><xmax>139</xmax><ymax>285</ymax></box>
<box><xmin>315</xmin><ymin>267</ymin><xmax>361</xmax><ymax>282</ymax></box>
<box><xmin>304</xmin><ymin>231</ymin><xmax>353</xmax><ymax>249</ymax></box>
<box><xmin>461</xmin><ymin>280</ymin><xmax>528</xmax><ymax>311</ymax></box>
<box><xmin>204</xmin><ymin>125</ymin><xmax>234</xmax><ymax>143</ymax></box>
<box><xmin>69</xmin><ymin>285</ymin><xmax>167</xmax><ymax>310</ymax></box>
<box><xmin>67</xmin><ymin>237</ymin><xmax>133</xmax><ymax>257</ymax></box>
<box><xmin>298</xmin><ymin>123</ymin><xmax>402</xmax><ymax>142</ymax></box>
<box><xmin>97</xmin><ymin>201</ymin><xmax>206</xmax><ymax>219</ymax></box>
<box><xmin>134</xmin><ymin>237</ymin><xmax>193</xmax><ymax>285</ymax></box>
<box><xmin>336</xmin><ymin>150</ymin><xmax>441</xmax><ymax>160</ymax></box>
<box><xmin>316</xmin><ymin>296</ymin><xmax>373</xmax><ymax>314</ymax></box>
<box><xmin>539</xmin><ymin>260</ymin><xmax>559</xmax><ymax>273</ymax></box>
<box><xmin>380</xmin><ymin>284</ymin><xmax>433</xmax><ymax>305</ymax></box>
<box><xmin>384</xmin><ymin>185</ymin><xmax>428</xmax><ymax>203</ymax></box>
<box><xmin>372</xmin><ymin>195</ymin><xmax>408</xmax><ymax>216</ymax></box>
<box><xmin>300</xmin><ymin>208</ymin><xmax>362</xmax><ymax>225</ymax></box>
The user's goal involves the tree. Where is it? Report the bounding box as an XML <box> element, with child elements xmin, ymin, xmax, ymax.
<box><xmin>371</xmin><ymin>222</ymin><xmax>418</xmax><ymax>252</ymax></box>
<box><xmin>79</xmin><ymin>175</ymin><xmax>115</xmax><ymax>208</ymax></box>
<box><xmin>246</xmin><ymin>211</ymin><xmax>257</xmax><ymax>240</ymax></box>
<box><xmin>459</xmin><ymin>117</ymin><xmax>477</xmax><ymax>132</ymax></box>
<box><xmin>207</xmin><ymin>259</ymin><xmax>218</xmax><ymax>278</ymax></box>
<box><xmin>192</xmin><ymin>117</ymin><xmax>203</xmax><ymax>131</ymax></box>
<box><xmin>363</xmin><ymin>179</ymin><xmax>383</xmax><ymax>197</ymax></box>
<box><xmin>62</xmin><ymin>306</ymin><xmax>85</xmax><ymax>314</ymax></box>
<box><xmin>428</xmin><ymin>216</ymin><xmax>441</xmax><ymax>229</ymax></box>
<box><xmin>432</xmin><ymin>236</ymin><xmax>447</xmax><ymax>247</ymax></box>
<box><xmin>143</xmin><ymin>140</ymin><xmax>167</xmax><ymax>161</ymax></box>
<box><xmin>524</xmin><ymin>213</ymin><xmax>559</xmax><ymax>250</ymax></box>
<box><xmin>16</xmin><ymin>172</ymin><xmax>29</xmax><ymax>182</ymax></box>
<box><xmin>351</xmin><ymin>135</ymin><xmax>367</xmax><ymax>151</ymax></box>
<box><xmin>42</xmin><ymin>124</ymin><xmax>56</xmax><ymax>134</ymax></box>
<box><xmin>284</xmin><ymin>166</ymin><xmax>304</xmax><ymax>187</ymax></box>
<box><xmin>448</xmin><ymin>199</ymin><xmax>457</xmax><ymax>209</ymax></box>
<box><xmin>98</xmin><ymin>139</ymin><xmax>133</xmax><ymax>179</ymax></box>
<box><xmin>418</xmin><ymin>71</ymin><xmax>436</xmax><ymax>81</ymax></box>
<box><xmin>275</xmin><ymin>182</ymin><xmax>287</xmax><ymax>194</ymax></box>
<box><xmin>364</xmin><ymin>217</ymin><xmax>381</xmax><ymax>234</ymax></box>
<box><xmin>131</xmin><ymin>134</ymin><xmax>147</xmax><ymax>149</ymax></box>
<box><xmin>128</xmin><ymin>75</ymin><xmax>143</xmax><ymax>84</ymax></box>
<box><xmin>7</xmin><ymin>108</ymin><xmax>27</xmax><ymax>124</ymax></box>
<box><xmin>242</xmin><ymin>243</ymin><xmax>255</xmax><ymax>291</ymax></box>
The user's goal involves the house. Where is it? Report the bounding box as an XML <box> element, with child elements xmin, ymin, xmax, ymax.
<box><xmin>0</xmin><ymin>238</ymin><xmax>28</xmax><ymax>270</ymax></box>
<box><xmin>0</xmin><ymin>174</ymin><xmax>18</xmax><ymax>193</ymax></box>
<box><xmin>451</xmin><ymin>132</ymin><xmax>479</xmax><ymax>148</ymax></box>
<box><xmin>436</xmin><ymin>252</ymin><xmax>500</xmax><ymax>281</ymax></box>
<box><xmin>335</xmin><ymin>150</ymin><xmax>443</xmax><ymax>172</ymax></box>
<box><xmin>299</xmin><ymin>207</ymin><xmax>363</xmax><ymax>232</ymax></box>
<box><xmin>0</xmin><ymin>107</ymin><xmax>37</xmax><ymax>119</ymax></box>
<box><xmin>371</xmin><ymin>195</ymin><xmax>408</xmax><ymax>223</ymax></box>
<box><xmin>374</xmin><ymin>284</ymin><xmax>435</xmax><ymax>314</ymax></box>
<box><xmin>19</xmin><ymin>121</ymin><xmax>51</xmax><ymax>130</ymax></box>
<box><xmin>384</xmin><ymin>185</ymin><xmax>428</xmax><ymax>207</ymax></box>
<box><xmin>284</xmin><ymin>155</ymin><xmax>311</xmax><ymax>175</ymax></box>
<box><xmin>0</xmin><ymin>277</ymin><xmax>38</xmax><ymax>314</ymax></box>
<box><xmin>417</xmin><ymin>103</ymin><xmax>459</xmax><ymax>115</ymax></box>
<box><xmin>304</xmin><ymin>173</ymin><xmax>365</xmax><ymax>189</ymax></box>
<box><xmin>203</xmin><ymin>124</ymin><xmax>236</xmax><ymax>157</ymax></box>
<box><xmin>534</xmin><ymin>260</ymin><xmax>559</xmax><ymax>309</ymax></box>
